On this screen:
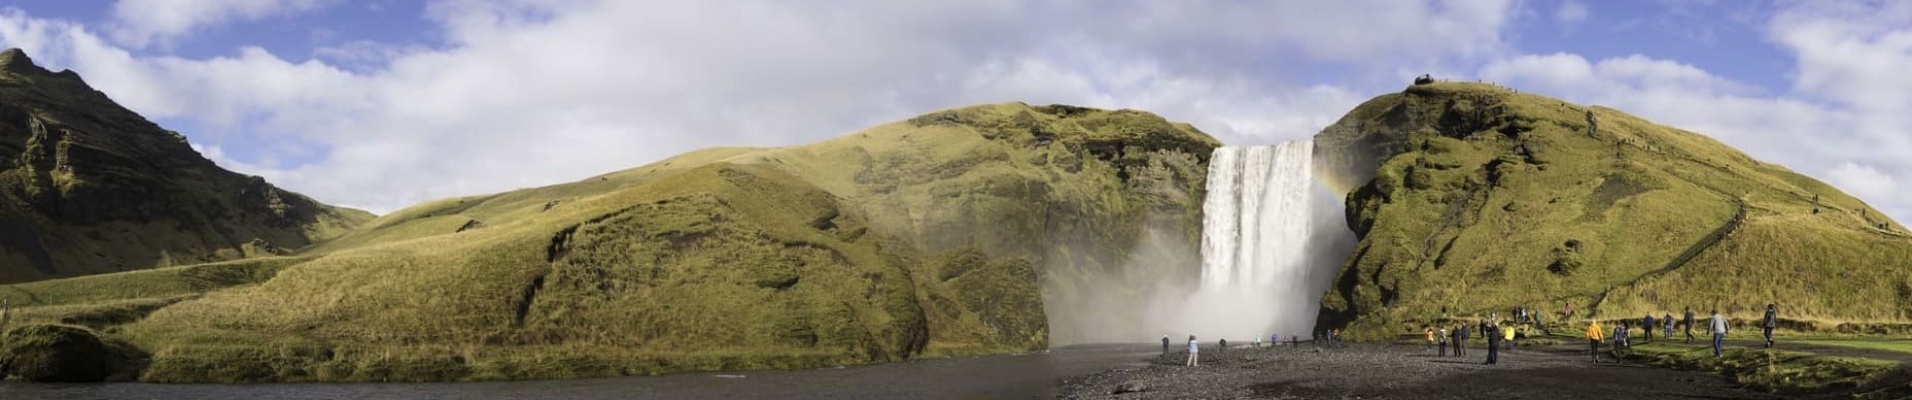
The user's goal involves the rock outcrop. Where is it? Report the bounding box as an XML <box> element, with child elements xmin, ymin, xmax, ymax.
<box><xmin>0</xmin><ymin>49</ymin><xmax>371</xmax><ymax>282</ymax></box>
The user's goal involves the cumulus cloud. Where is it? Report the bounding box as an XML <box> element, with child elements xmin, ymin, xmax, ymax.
<box><xmin>110</xmin><ymin>0</ymin><xmax>340</xmax><ymax>48</ymax></box>
<box><xmin>1</xmin><ymin>1</ymin><xmax>1518</xmax><ymax>212</ymax></box>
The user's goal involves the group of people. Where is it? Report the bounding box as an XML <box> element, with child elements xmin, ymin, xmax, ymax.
<box><xmin>1586</xmin><ymin>304</ymin><xmax>1779</xmax><ymax>362</ymax></box>
<box><xmin>1164</xmin><ymin>331</ymin><xmax>1304</xmax><ymax>367</ymax></box>
<box><xmin>1424</xmin><ymin>319</ymin><xmax>1519</xmax><ymax>364</ymax></box>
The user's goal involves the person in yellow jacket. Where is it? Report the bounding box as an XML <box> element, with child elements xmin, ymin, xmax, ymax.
<box><xmin>1501</xmin><ymin>323</ymin><xmax>1515</xmax><ymax>350</ymax></box>
<box><xmin>1586</xmin><ymin>319</ymin><xmax>1604</xmax><ymax>363</ymax></box>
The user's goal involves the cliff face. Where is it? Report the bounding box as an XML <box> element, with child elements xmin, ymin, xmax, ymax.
<box><xmin>0</xmin><ymin>49</ymin><xmax>371</xmax><ymax>282</ymax></box>
<box><xmin>1314</xmin><ymin>82</ymin><xmax>1912</xmax><ymax>338</ymax></box>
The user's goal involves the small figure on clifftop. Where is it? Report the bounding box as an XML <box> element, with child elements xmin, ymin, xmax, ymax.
<box><xmin>1586</xmin><ymin>319</ymin><xmax>1604</xmax><ymax>363</ymax></box>
<box><xmin>1186</xmin><ymin>335</ymin><xmax>1200</xmax><ymax>367</ymax></box>
<box><xmin>1220</xmin><ymin>338</ymin><xmax>1228</xmax><ymax>351</ymax></box>
<box><xmin>1162</xmin><ymin>335</ymin><xmax>1170</xmax><ymax>354</ymax></box>
<box><xmin>1710</xmin><ymin>309</ymin><xmax>1729</xmax><ymax>358</ymax></box>
<box><xmin>1762</xmin><ymin>304</ymin><xmax>1778</xmax><ymax>348</ymax></box>
<box><xmin>1255</xmin><ymin>335</ymin><xmax>1262</xmax><ymax>348</ymax></box>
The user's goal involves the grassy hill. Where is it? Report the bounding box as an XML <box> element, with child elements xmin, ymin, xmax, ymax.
<box><xmin>1314</xmin><ymin>82</ymin><xmax>1912</xmax><ymax>339</ymax></box>
<box><xmin>2</xmin><ymin>101</ymin><xmax>1218</xmax><ymax>382</ymax></box>
<box><xmin>0</xmin><ymin>49</ymin><xmax>371</xmax><ymax>283</ymax></box>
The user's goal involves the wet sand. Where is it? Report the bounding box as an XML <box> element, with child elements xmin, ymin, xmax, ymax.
<box><xmin>1060</xmin><ymin>342</ymin><xmax>1801</xmax><ymax>400</ymax></box>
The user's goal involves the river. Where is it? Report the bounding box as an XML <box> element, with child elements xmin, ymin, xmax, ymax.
<box><xmin>0</xmin><ymin>344</ymin><xmax>1157</xmax><ymax>399</ymax></box>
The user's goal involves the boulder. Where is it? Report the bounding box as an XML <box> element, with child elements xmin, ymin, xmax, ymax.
<box><xmin>0</xmin><ymin>324</ymin><xmax>118</xmax><ymax>382</ymax></box>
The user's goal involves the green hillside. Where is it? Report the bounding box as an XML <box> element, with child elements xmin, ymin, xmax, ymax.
<box><xmin>3</xmin><ymin>101</ymin><xmax>1217</xmax><ymax>382</ymax></box>
<box><xmin>1314</xmin><ymin>82</ymin><xmax>1912</xmax><ymax>339</ymax></box>
<box><xmin>0</xmin><ymin>49</ymin><xmax>371</xmax><ymax>283</ymax></box>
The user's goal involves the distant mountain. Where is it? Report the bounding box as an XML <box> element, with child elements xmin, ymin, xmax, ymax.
<box><xmin>1314</xmin><ymin>82</ymin><xmax>1912</xmax><ymax>337</ymax></box>
<box><xmin>0</xmin><ymin>49</ymin><xmax>372</xmax><ymax>282</ymax></box>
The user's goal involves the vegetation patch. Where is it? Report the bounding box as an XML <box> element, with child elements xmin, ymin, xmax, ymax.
<box><xmin>1629</xmin><ymin>342</ymin><xmax>1900</xmax><ymax>394</ymax></box>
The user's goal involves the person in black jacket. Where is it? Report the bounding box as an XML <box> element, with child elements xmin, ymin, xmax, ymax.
<box><xmin>1643</xmin><ymin>313</ymin><xmax>1656</xmax><ymax>343</ymax></box>
<box><xmin>1483</xmin><ymin>320</ymin><xmax>1501</xmax><ymax>365</ymax></box>
<box><xmin>1684</xmin><ymin>307</ymin><xmax>1697</xmax><ymax>344</ymax></box>
<box><xmin>1162</xmin><ymin>335</ymin><xmax>1170</xmax><ymax>354</ymax></box>
<box><xmin>1457</xmin><ymin>324</ymin><xmax>1470</xmax><ymax>356</ymax></box>
<box><xmin>1762</xmin><ymin>304</ymin><xmax>1778</xmax><ymax>348</ymax></box>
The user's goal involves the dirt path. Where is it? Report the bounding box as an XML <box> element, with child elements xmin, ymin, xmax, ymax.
<box><xmin>1061</xmin><ymin>342</ymin><xmax>1795</xmax><ymax>400</ymax></box>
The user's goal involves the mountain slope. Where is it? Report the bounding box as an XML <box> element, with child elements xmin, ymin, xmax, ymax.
<box><xmin>1313</xmin><ymin>81</ymin><xmax>1912</xmax><ymax>338</ymax></box>
<box><xmin>3</xmin><ymin>101</ymin><xmax>1216</xmax><ymax>382</ymax></box>
<box><xmin>0</xmin><ymin>49</ymin><xmax>372</xmax><ymax>283</ymax></box>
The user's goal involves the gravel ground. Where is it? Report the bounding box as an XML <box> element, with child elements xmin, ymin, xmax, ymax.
<box><xmin>1059</xmin><ymin>342</ymin><xmax>1796</xmax><ymax>400</ymax></box>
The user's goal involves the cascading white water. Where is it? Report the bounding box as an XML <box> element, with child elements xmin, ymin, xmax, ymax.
<box><xmin>1182</xmin><ymin>140</ymin><xmax>1318</xmax><ymax>339</ymax></box>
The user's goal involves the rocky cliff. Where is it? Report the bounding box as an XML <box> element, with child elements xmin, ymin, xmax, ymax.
<box><xmin>0</xmin><ymin>49</ymin><xmax>371</xmax><ymax>283</ymax></box>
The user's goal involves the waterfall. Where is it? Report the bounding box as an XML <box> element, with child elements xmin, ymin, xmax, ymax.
<box><xmin>1186</xmin><ymin>140</ymin><xmax>1318</xmax><ymax>338</ymax></box>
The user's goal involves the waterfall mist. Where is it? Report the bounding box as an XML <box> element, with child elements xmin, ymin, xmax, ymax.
<box><xmin>1047</xmin><ymin>140</ymin><xmax>1356</xmax><ymax>345</ymax></box>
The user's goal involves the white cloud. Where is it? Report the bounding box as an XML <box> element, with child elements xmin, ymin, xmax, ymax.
<box><xmin>1828</xmin><ymin>162</ymin><xmax>1899</xmax><ymax>205</ymax></box>
<box><xmin>1</xmin><ymin>1</ymin><xmax>1519</xmax><ymax>213</ymax></box>
<box><xmin>1556</xmin><ymin>1</ymin><xmax>1589</xmax><ymax>26</ymax></box>
<box><xmin>110</xmin><ymin>0</ymin><xmax>339</xmax><ymax>48</ymax></box>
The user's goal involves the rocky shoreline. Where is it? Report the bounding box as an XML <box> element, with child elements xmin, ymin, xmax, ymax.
<box><xmin>1059</xmin><ymin>341</ymin><xmax>1787</xmax><ymax>400</ymax></box>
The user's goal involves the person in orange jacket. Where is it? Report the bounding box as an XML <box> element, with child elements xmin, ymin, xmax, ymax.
<box><xmin>1586</xmin><ymin>319</ymin><xmax>1605</xmax><ymax>363</ymax></box>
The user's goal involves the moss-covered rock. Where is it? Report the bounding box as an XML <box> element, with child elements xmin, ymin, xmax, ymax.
<box><xmin>0</xmin><ymin>324</ymin><xmax>136</xmax><ymax>382</ymax></box>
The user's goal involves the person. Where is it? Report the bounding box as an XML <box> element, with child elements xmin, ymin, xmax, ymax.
<box><xmin>1643</xmin><ymin>313</ymin><xmax>1656</xmax><ymax>343</ymax></box>
<box><xmin>1424</xmin><ymin>327</ymin><xmax>1436</xmax><ymax>353</ymax></box>
<box><xmin>1711</xmin><ymin>309</ymin><xmax>1728</xmax><ymax>358</ymax></box>
<box><xmin>1162</xmin><ymin>335</ymin><xmax>1170</xmax><ymax>354</ymax></box>
<box><xmin>1291</xmin><ymin>332</ymin><xmax>1299</xmax><ymax>349</ymax></box>
<box><xmin>1684</xmin><ymin>307</ymin><xmax>1697</xmax><ymax>344</ymax></box>
<box><xmin>1613</xmin><ymin>322</ymin><xmax>1630</xmax><ymax>356</ymax></box>
<box><xmin>1187</xmin><ymin>335</ymin><xmax>1200</xmax><ymax>367</ymax></box>
<box><xmin>1502</xmin><ymin>322</ymin><xmax>1515</xmax><ymax>351</ymax></box>
<box><xmin>1438</xmin><ymin>326</ymin><xmax>1450</xmax><ymax>356</ymax></box>
<box><xmin>1586</xmin><ymin>319</ymin><xmax>1604</xmax><ymax>363</ymax></box>
<box><xmin>1255</xmin><ymin>335</ymin><xmax>1262</xmax><ymax>348</ymax></box>
<box><xmin>1220</xmin><ymin>338</ymin><xmax>1228</xmax><ymax>351</ymax></box>
<box><xmin>1663</xmin><ymin>312</ymin><xmax>1675</xmax><ymax>340</ymax></box>
<box><xmin>1451</xmin><ymin>324</ymin><xmax>1465</xmax><ymax>357</ymax></box>
<box><xmin>1762</xmin><ymin>304</ymin><xmax>1778</xmax><ymax>348</ymax></box>
<box><xmin>1484</xmin><ymin>320</ymin><xmax>1501</xmax><ymax>365</ymax></box>
<box><xmin>1457</xmin><ymin>323</ymin><xmax>1469</xmax><ymax>356</ymax></box>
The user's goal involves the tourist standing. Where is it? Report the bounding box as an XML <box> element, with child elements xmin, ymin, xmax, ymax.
<box><xmin>1710</xmin><ymin>309</ymin><xmax>1729</xmax><ymax>358</ymax></box>
<box><xmin>1684</xmin><ymin>307</ymin><xmax>1697</xmax><ymax>344</ymax></box>
<box><xmin>1162</xmin><ymin>335</ymin><xmax>1170</xmax><ymax>354</ymax></box>
<box><xmin>1484</xmin><ymin>320</ymin><xmax>1501</xmax><ymax>365</ymax></box>
<box><xmin>1187</xmin><ymin>335</ymin><xmax>1200</xmax><ymax>366</ymax></box>
<box><xmin>1424</xmin><ymin>327</ymin><xmax>1436</xmax><ymax>353</ymax></box>
<box><xmin>1643</xmin><ymin>313</ymin><xmax>1656</xmax><ymax>343</ymax></box>
<box><xmin>1663</xmin><ymin>312</ymin><xmax>1675</xmax><ymax>340</ymax></box>
<box><xmin>1762</xmin><ymin>304</ymin><xmax>1778</xmax><ymax>348</ymax></box>
<box><xmin>1438</xmin><ymin>326</ymin><xmax>1450</xmax><ymax>356</ymax></box>
<box><xmin>1586</xmin><ymin>319</ymin><xmax>1604</xmax><ymax>363</ymax></box>
<box><xmin>1457</xmin><ymin>324</ymin><xmax>1469</xmax><ymax>356</ymax></box>
<box><xmin>1501</xmin><ymin>323</ymin><xmax>1515</xmax><ymax>351</ymax></box>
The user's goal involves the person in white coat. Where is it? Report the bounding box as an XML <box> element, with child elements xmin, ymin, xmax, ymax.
<box><xmin>1186</xmin><ymin>335</ymin><xmax>1200</xmax><ymax>367</ymax></box>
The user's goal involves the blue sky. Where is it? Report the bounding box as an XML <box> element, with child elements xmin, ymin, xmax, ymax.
<box><xmin>1</xmin><ymin>0</ymin><xmax>1909</xmax><ymax>224</ymax></box>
